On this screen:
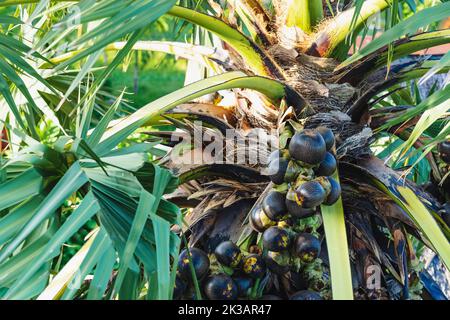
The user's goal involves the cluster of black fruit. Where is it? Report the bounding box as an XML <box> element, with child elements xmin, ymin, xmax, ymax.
<box><xmin>174</xmin><ymin>241</ymin><xmax>267</xmax><ymax>300</ymax></box>
<box><xmin>248</xmin><ymin>127</ymin><xmax>340</xmax><ymax>295</ymax></box>
<box><xmin>252</xmin><ymin>126</ymin><xmax>340</xmax><ymax>228</ymax></box>
<box><xmin>173</xmin><ymin>127</ymin><xmax>340</xmax><ymax>300</ymax></box>
<box><xmin>174</xmin><ymin>240</ymin><xmax>322</xmax><ymax>300</ymax></box>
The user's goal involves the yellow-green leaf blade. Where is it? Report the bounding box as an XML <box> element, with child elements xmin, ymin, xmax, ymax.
<box><xmin>320</xmin><ymin>172</ymin><xmax>353</xmax><ymax>300</ymax></box>
<box><xmin>396</xmin><ymin>186</ymin><xmax>450</xmax><ymax>270</ymax></box>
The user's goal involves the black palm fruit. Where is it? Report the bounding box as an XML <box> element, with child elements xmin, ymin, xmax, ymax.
<box><xmin>286</xmin><ymin>199</ymin><xmax>316</xmax><ymax>218</ymax></box>
<box><xmin>290</xmin><ymin>290</ymin><xmax>323</xmax><ymax>300</ymax></box>
<box><xmin>262</xmin><ymin>191</ymin><xmax>288</xmax><ymax>221</ymax></box>
<box><xmin>264</xmin><ymin>251</ymin><xmax>290</xmax><ymax>274</ymax></box>
<box><xmin>295</xmin><ymin>181</ymin><xmax>326</xmax><ymax>208</ymax></box>
<box><xmin>214</xmin><ymin>241</ymin><xmax>242</xmax><ymax>269</ymax></box>
<box><xmin>268</xmin><ymin>158</ymin><xmax>289</xmax><ymax>185</ymax></box>
<box><xmin>289</xmin><ymin>130</ymin><xmax>326</xmax><ymax>165</ymax></box>
<box><xmin>242</xmin><ymin>254</ymin><xmax>267</xmax><ymax>279</ymax></box>
<box><xmin>233</xmin><ymin>276</ymin><xmax>253</xmax><ymax>297</ymax></box>
<box><xmin>178</xmin><ymin>247</ymin><xmax>210</xmax><ymax>282</ymax></box>
<box><xmin>316</xmin><ymin>126</ymin><xmax>335</xmax><ymax>151</ymax></box>
<box><xmin>204</xmin><ymin>274</ymin><xmax>238</xmax><ymax>300</ymax></box>
<box><xmin>315</xmin><ymin>152</ymin><xmax>337</xmax><ymax>176</ymax></box>
<box><xmin>266</xmin><ymin>151</ymin><xmax>289</xmax><ymax>184</ymax></box>
<box><xmin>323</xmin><ymin>177</ymin><xmax>341</xmax><ymax>205</ymax></box>
<box><xmin>262</xmin><ymin>226</ymin><xmax>291</xmax><ymax>252</ymax></box>
<box><xmin>286</xmin><ymin>189</ymin><xmax>316</xmax><ymax>218</ymax></box>
<box><xmin>438</xmin><ymin>141</ymin><xmax>450</xmax><ymax>164</ymax></box>
<box><xmin>294</xmin><ymin>233</ymin><xmax>321</xmax><ymax>263</ymax></box>
<box><xmin>250</xmin><ymin>208</ymin><xmax>277</xmax><ymax>232</ymax></box>
<box><xmin>173</xmin><ymin>275</ymin><xmax>187</xmax><ymax>299</ymax></box>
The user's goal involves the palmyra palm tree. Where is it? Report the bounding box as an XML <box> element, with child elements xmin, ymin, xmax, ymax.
<box><xmin>0</xmin><ymin>0</ymin><xmax>448</xmax><ymax>300</ymax></box>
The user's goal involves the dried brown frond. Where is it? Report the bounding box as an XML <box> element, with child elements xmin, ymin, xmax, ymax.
<box><xmin>235</xmin><ymin>91</ymin><xmax>279</xmax><ymax>130</ymax></box>
<box><xmin>175</xmin><ymin>175</ymin><xmax>266</xmax><ymax>231</ymax></box>
<box><xmin>172</xmin><ymin>103</ymin><xmax>237</xmax><ymax>127</ymax></box>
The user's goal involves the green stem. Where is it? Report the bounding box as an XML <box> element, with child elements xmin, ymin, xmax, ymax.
<box><xmin>250</xmin><ymin>278</ymin><xmax>261</xmax><ymax>299</ymax></box>
<box><xmin>181</xmin><ymin>232</ymin><xmax>202</xmax><ymax>300</ymax></box>
<box><xmin>168</xmin><ymin>6</ymin><xmax>284</xmax><ymax>78</ymax></box>
<box><xmin>286</xmin><ymin>0</ymin><xmax>324</xmax><ymax>33</ymax></box>
<box><xmin>320</xmin><ymin>171</ymin><xmax>354</xmax><ymax>300</ymax></box>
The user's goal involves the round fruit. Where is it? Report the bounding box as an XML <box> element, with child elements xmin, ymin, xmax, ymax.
<box><xmin>294</xmin><ymin>233</ymin><xmax>321</xmax><ymax>263</ymax></box>
<box><xmin>286</xmin><ymin>189</ymin><xmax>316</xmax><ymax>218</ymax></box>
<box><xmin>285</xmin><ymin>197</ymin><xmax>316</xmax><ymax>218</ymax></box>
<box><xmin>290</xmin><ymin>290</ymin><xmax>323</xmax><ymax>300</ymax></box>
<box><xmin>289</xmin><ymin>130</ymin><xmax>326</xmax><ymax>165</ymax></box>
<box><xmin>262</xmin><ymin>227</ymin><xmax>291</xmax><ymax>252</ymax></box>
<box><xmin>250</xmin><ymin>209</ymin><xmax>277</xmax><ymax>232</ymax></box>
<box><xmin>242</xmin><ymin>254</ymin><xmax>267</xmax><ymax>279</ymax></box>
<box><xmin>316</xmin><ymin>126</ymin><xmax>335</xmax><ymax>151</ymax></box>
<box><xmin>173</xmin><ymin>276</ymin><xmax>187</xmax><ymax>299</ymax></box>
<box><xmin>323</xmin><ymin>177</ymin><xmax>341</xmax><ymax>205</ymax></box>
<box><xmin>233</xmin><ymin>276</ymin><xmax>253</xmax><ymax>297</ymax></box>
<box><xmin>438</xmin><ymin>141</ymin><xmax>450</xmax><ymax>164</ymax></box>
<box><xmin>178</xmin><ymin>248</ymin><xmax>210</xmax><ymax>282</ymax></box>
<box><xmin>267</xmin><ymin>156</ymin><xmax>289</xmax><ymax>185</ymax></box>
<box><xmin>295</xmin><ymin>181</ymin><xmax>326</xmax><ymax>208</ymax></box>
<box><xmin>204</xmin><ymin>274</ymin><xmax>238</xmax><ymax>300</ymax></box>
<box><xmin>264</xmin><ymin>251</ymin><xmax>290</xmax><ymax>274</ymax></box>
<box><xmin>214</xmin><ymin>241</ymin><xmax>242</xmax><ymax>269</ymax></box>
<box><xmin>262</xmin><ymin>191</ymin><xmax>288</xmax><ymax>221</ymax></box>
<box><xmin>315</xmin><ymin>152</ymin><xmax>337</xmax><ymax>177</ymax></box>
